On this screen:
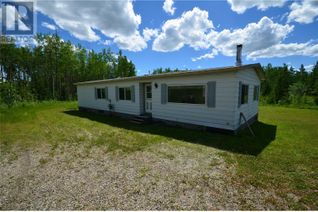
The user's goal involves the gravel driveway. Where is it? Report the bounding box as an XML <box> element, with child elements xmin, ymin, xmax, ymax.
<box><xmin>0</xmin><ymin>141</ymin><xmax>287</xmax><ymax>210</ymax></box>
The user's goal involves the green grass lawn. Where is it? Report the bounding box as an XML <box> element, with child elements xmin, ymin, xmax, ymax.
<box><xmin>0</xmin><ymin>102</ymin><xmax>317</xmax><ymax>209</ymax></box>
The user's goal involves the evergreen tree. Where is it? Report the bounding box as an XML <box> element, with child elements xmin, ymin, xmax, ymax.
<box><xmin>0</xmin><ymin>34</ymin><xmax>136</xmax><ymax>105</ymax></box>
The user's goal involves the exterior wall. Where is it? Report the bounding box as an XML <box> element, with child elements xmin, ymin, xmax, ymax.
<box><xmin>77</xmin><ymin>81</ymin><xmax>140</xmax><ymax>115</ymax></box>
<box><xmin>77</xmin><ymin>69</ymin><xmax>260</xmax><ymax>131</ymax></box>
<box><xmin>234</xmin><ymin>68</ymin><xmax>261</xmax><ymax>130</ymax></box>
<box><xmin>148</xmin><ymin>72</ymin><xmax>238</xmax><ymax>130</ymax></box>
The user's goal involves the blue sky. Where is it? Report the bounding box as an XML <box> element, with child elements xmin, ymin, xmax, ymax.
<box><xmin>34</xmin><ymin>0</ymin><xmax>318</xmax><ymax>75</ymax></box>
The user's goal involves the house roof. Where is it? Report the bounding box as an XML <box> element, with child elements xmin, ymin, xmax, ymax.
<box><xmin>74</xmin><ymin>63</ymin><xmax>264</xmax><ymax>85</ymax></box>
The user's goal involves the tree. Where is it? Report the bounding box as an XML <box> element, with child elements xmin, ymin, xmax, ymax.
<box><xmin>288</xmin><ymin>82</ymin><xmax>307</xmax><ymax>105</ymax></box>
<box><xmin>116</xmin><ymin>50</ymin><xmax>136</xmax><ymax>77</ymax></box>
<box><xmin>0</xmin><ymin>34</ymin><xmax>137</xmax><ymax>106</ymax></box>
<box><xmin>309</xmin><ymin>62</ymin><xmax>318</xmax><ymax>95</ymax></box>
<box><xmin>261</xmin><ymin>63</ymin><xmax>293</xmax><ymax>103</ymax></box>
<box><xmin>151</xmin><ymin>67</ymin><xmax>180</xmax><ymax>75</ymax></box>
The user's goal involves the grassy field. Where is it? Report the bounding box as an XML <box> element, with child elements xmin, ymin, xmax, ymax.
<box><xmin>0</xmin><ymin>102</ymin><xmax>317</xmax><ymax>210</ymax></box>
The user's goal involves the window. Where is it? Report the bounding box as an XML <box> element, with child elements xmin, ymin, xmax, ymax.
<box><xmin>168</xmin><ymin>85</ymin><xmax>205</xmax><ymax>104</ymax></box>
<box><xmin>240</xmin><ymin>84</ymin><xmax>249</xmax><ymax>104</ymax></box>
<box><xmin>253</xmin><ymin>85</ymin><xmax>259</xmax><ymax>101</ymax></box>
<box><xmin>119</xmin><ymin>87</ymin><xmax>132</xmax><ymax>100</ymax></box>
<box><xmin>146</xmin><ymin>85</ymin><xmax>152</xmax><ymax>99</ymax></box>
<box><xmin>96</xmin><ymin>88</ymin><xmax>106</xmax><ymax>99</ymax></box>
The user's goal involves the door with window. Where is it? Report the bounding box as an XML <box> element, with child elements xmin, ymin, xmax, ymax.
<box><xmin>144</xmin><ymin>83</ymin><xmax>152</xmax><ymax>113</ymax></box>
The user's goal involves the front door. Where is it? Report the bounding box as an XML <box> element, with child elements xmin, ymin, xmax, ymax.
<box><xmin>144</xmin><ymin>83</ymin><xmax>152</xmax><ymax>113</ymax></box>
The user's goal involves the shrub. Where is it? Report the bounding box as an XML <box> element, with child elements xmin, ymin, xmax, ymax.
<box><xmin>0</xmin><ymin>83</ymin><xmax>21</xmax><ymax>108</ymax></box>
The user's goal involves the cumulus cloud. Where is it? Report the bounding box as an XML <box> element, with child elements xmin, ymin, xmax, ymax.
<box><xmin>192</xmin><ymin>49</ymin><xmax>218</xmax><ymax>61</ymax></box>
<box><xmin>247</xmin><ymin>42</ymin><xmax>318</xmax><ymax>60</ymax></box>
<box><xmin>36</xmin><ymin>0</ymin><xmax>146</xmax><ymax>51</ymax></box>
<box><xmin>163</xmin><ymin>0</ymin><xmax>176</xmax><ymax>15</ymax></box>
<box><xmin>152</xmin><ymin>10</ymin><xmax>301</xmax><ymax>61</ymax></box>
<box><xmin>153</xmin><ymin>7</ymin><xmax>213</xmax><ymax>52</ymax></box>
<box><xmin>143</xmin><ymin>28</ymin><xmax>159</xmax><ymax>42</ymax></box>
<box><xmin>208</xmin><ymin>16</ymin><xmax>294</xmax><ymax>56</ymax></box>
<box><xmin>41</xmin><ymin>22</ymin><xmax>57</xmax><ymax>30</ymax></box>
<box><xmin>113</xmin><ymin>32</ymin><xmax>147</xmax><ymax>52</ymax></box>
<box><xmin>152</xmin><ymin>7</ymin><xmax>317</xmax><ymax>61</ymax></box>
<box><xmin>227</xmin><ymin>0</ymin><xmax>286</xmax><ymax>14</ymax></box>
<box><xmin>287</xmin><ymin>0</ymin><xmax>318</xmax><ymax>24</ymax></box>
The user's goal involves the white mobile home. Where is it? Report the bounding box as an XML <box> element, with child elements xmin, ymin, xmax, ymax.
<box><xmin>75</xmin><ymin>63</ymin><xmax>264</xmax><ymax>134</ymax></box>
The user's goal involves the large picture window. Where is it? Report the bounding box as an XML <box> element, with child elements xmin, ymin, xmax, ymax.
<box><xmin>96</xmin><ymin>88</ymin><xmax>106</xmax><ymax>99</ymax></box>
<box><xmin>240</xmin><ymin>84</ymin><xmax>249</xmax><ymax>104</ymax></box>
<box><xmin>119</xmin><ymin>87</ymin><xmax>132</xmax><ymax>100</ymax></box>
<box><xmin>168</xmin><ymin>85</ymin><xmax>205</xmax><ymax>104</ymax></box>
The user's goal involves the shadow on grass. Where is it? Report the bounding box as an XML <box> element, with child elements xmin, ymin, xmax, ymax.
<box><xmin>64</xmin><ymin>110</ymin><xmax>276</xmax><ymax>156</ymax></box>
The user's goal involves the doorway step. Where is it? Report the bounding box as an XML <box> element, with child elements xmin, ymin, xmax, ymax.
<box><xmin>129</xmin><ymin>114</ymin><xmax>152</xmax><ymax>124</ymax></box>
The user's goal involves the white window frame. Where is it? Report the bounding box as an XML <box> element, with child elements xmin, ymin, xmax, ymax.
<box><xmin>96</xmin><ymin>88</ymin><xmax>106</xmax><ymax>100</ymax></box>
<box><xmin>119</xmin><ymin>87</ymin><xmax>132</xmax><ymax>101</ymax></box>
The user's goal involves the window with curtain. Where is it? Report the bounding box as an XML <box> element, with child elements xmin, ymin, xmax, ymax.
<box><xmin>168</xmin><ymin>85</ymin><xmax>205</xmax><ymax>104</ymax></box>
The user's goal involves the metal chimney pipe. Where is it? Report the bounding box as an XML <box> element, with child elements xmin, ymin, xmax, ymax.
<box><xmin>236</xmin><ymin>44</ymin><xmax>243</xmax><ymax>66</ymax></box>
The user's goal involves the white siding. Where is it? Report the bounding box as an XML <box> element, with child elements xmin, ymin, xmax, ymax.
<box><xmin>149</xmin><ymin>72</ymin><xmax>237</xmax><ymax>130</ymax></box>
<box><xmin>234</xmin><ymin>68</ymin><xmax>261</xmax><ymax>129</ymax></box>
<box><xmin>77</xmin><ymin>81</ymin><xmax>140</xmax><ymax>115</ymax></box>
<box><xmin>77</xmin><ymin>68</ymin><xmax>261</xmax><ymax>131</ymax></box>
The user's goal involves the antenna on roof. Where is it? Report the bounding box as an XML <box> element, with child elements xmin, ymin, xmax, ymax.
<box><xmin>236</xmin><ymin>44</ymin><xmax>243</xmax><ymax>66</ymax></box>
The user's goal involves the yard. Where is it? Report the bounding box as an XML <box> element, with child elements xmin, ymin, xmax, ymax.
<box><xmin>0</xmin><ymin>102</ymin><xmax>317</xmax><ymax>210</ymax></box>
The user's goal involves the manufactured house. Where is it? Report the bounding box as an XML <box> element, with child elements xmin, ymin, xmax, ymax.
<box><xmin>75</xmin><ymin>46</ymin><xmax>264</xmax><ymax>134</ymax></box>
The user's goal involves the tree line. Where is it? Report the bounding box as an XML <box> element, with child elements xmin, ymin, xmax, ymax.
<box><xmin>1</xmin><ymin>33</ymin><xmax>318</xmax><ymax>107</ymax></box>
<box><xmin>261</xmin><ymin>62</ymin><xmax>318</xmax><ymax>106</ymax></box>
<box><xmin>0</xmin><ymin>34</ymin><xmax>136</xmax><ymax>106</ymax></box>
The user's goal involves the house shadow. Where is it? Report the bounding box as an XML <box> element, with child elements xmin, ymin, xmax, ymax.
<box><xmin>63</xmin><ymin>110</ymin><xmax>277</xmax><ymax>156</ymax></box>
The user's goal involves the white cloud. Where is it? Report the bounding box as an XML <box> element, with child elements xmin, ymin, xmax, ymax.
<box><xmin>36</xmin><ymin>0</ymin><xmax>146</xmax><ymax>51</ymax></box>
<box><xmin>41</xmin><ymin>22</ymin><xmax>57</xmax><ymax>30</ymax></box>
<box><xmin>247</xmin><ymin>42</ymin><xmax>318</xmax><ymax>60</ymax></box>
<box><xmin>153</xmin><ymin>7</ymin><xmax>213</xmax><ymax>52</ymax></box>
<box><xmin>227</xmin><ymin>0</ymin><xmax>286</xmax><ymax>14</ymax></box>
<box><xmin>208</xmin><ymin>16</ymin><xmax>294</xmax><ymax>57</ymax></box>
<box><xmin>113</xmin><ymin>32</ymin><xmax>147</xmax><ymax>52</ymax></box>
<box><xmin>143</xmin><ymin>28</ymin><xmax>159</xmax><ymax>42</ymax></box>
<box><xmin>287</xmin><ymin>0</ymin><xmax>318</xmax><ymax>24</ymax></box>
<box><xmin>16</xmin><ymin>37</ymin><xmax>38</xmax><ymax>47</ymax></box>
<box><xmin>192</xmin><ymin>49</ymin><xmax>218</xmax><ymax>61</ymax></box>
<box><xmin>163</xmin><ymin>0</ymin><xmax>176</xmax><ymax>15</ymax></box>
<box><xmin>101</xmin><ymin>40</ymin><xmax>112</xmax><ymax>46</ymax></box>
<box><xmin>152</xmin><ymin>9</ymin><xmax>316</xmax><ymax>61</ymax></box>
<box><xmin>304</xmin><ymin>64</ymin><xmax>314</xmax><ymax>71</ymax></box>
<box><xmin>152</xmin><ymin>10</ymin><xmax>309</xmax><ymax>61</ymax></box>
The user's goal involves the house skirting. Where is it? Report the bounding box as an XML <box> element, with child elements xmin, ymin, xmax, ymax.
<box><xmin>78</xmin><ymin>106</ymin><xmax>258</xmax><ymax>135</ymax></box>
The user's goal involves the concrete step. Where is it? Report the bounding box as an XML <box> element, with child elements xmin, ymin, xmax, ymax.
<box><xmin>129</xmin><ymin>114</ymin><xmax>152</xmax><ymax>124</ymax></box>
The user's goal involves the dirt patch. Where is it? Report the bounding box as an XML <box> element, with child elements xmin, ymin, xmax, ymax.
<box><xmin>0</xmin><ymin>142</ymin><xmax>287</xmax><ymax>210</ymax></box>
